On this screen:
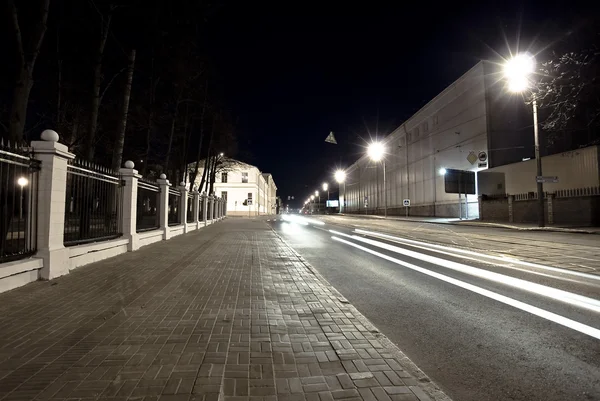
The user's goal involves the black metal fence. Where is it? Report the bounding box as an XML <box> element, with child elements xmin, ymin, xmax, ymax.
<box><xmin>0</xmin><ymin>142</ymin><xmax>40</xmax><ymax>263</ymax></box>
<box><xmin>198</xmin><ymin>196</ymin><xmax>205</xmax><ymax>221</ymax></box>
<box><xmin>64</xmin><ymin>159</ymin><xmax>123</xmax><ymax>246</ymax></box>
<box><xmin>137</xmin><ymin>179</ymin><xmax>160</xmax><ymax>232</ymax></box>
<box><xmin>168</xmin><ymin>188</ymin><xmax>181</xmax><ymax>226</ymax></box>
<box><xmin>186</xmin><ymin>193</ymin><xmax>194</xmax><ymax>223</ymax></box>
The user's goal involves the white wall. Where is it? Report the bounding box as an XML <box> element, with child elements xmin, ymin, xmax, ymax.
<box><xmin>344</xmin><ymin>62</ymin><xmax>490</xmax><ymax>213</ymax></box>
<box><xmin>479</xmin><ymin>146</ymin><xmax>600</xmax><ymax>195</ymax></box>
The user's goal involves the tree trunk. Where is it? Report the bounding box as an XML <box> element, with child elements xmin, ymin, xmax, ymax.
<box><xmin>208</xmin><ymin>154</ymin><xmax>218</xmax><ymax>195</ymax></box>
<box><xmin>111</xmin><ymin>49</ymin><xmax>136</xmax><ymax>171</ymax></box>
<box><xmin>164</xmin><ymin>116</ymin><xmax>176</xmax><ymax>176</ymax></box>
<box><xmin>85</xmin><ymin>12</ymin><xmax>112</xmax><ymax>161</ymax></box>
<box><xmin>189</xmin><ymin>85</ymin><xmax>208</xmax><ymax>189</ymax></box>
<box><xmin>9</xmin><ymin>69</ymin><xmax>33</xmax><ymax>145</ymax></box>
<box><xmin>7</xmin><ymin>0</ymin><xmax>50</xmax><ymax>144</ymax></box>
<box><xmin>199</xmin><ymin>152</ymin><xmax>210</xmax><ymax>193</ymax></box>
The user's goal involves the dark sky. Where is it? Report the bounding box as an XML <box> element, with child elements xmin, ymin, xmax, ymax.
<box><xmin>205</xmin><ymin>1</ymin><xmax>596</xmax><ymax>207</ymax></box>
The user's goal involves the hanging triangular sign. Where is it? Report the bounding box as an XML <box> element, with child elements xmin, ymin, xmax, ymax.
<box><xmin>325</xmin><ymin>131</ymin><xmax>337</xmax><ymax>144</ymax></box>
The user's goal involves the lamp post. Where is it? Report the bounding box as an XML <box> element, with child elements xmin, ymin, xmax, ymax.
<box><xmin>323</xmin><ymin>183</ymin><xmax>329</xmax><ymax>200</ymax></box>
<box><xmin>17</xmin><ymin>177</ymin><xmax>28</xmax><ymax>220</ymax></box>
<box><xmin>504</xmin><ymin>53</ymin><xmax>544</xmax><ymax>227</ymax></box>
<box><xmin>367</xmin><ymin>142</ymin><xmax>386</xmax><ymax>217</ymax></box>
<box><xmin>310</xmin><ymin>195</ymin><xmax>315</xmax><ymax>214</ymax></box>
<box><xmin>335</xmin><ymin>170</ymin><xmax>346</xmax><ymax>213</ymax></box>
<box><xmin>315</xmin><ymin>190</ymin><xmax>320</xmax><ymax>214</ymax></box>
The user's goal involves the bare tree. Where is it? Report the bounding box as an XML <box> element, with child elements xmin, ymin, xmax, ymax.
<box><xmin>85</xmin><ymin>7</ymin><xmax>113</xmax><ymax>160</ymax></box>
<box><xmin>7</xmin><ymin>0</ymin><xmax>51</xmax><ymax>144</ymax></box>
<box><xmin>111</xmin><ymin>49</ymin><xmax>136</xmax><ymax>171</ymax></box>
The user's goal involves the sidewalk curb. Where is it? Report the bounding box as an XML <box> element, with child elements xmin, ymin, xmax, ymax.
<box><xmin>337</xmin><ymin>214</ymin><xmax>600</xmax><ymax>234</ymax></box>
<box><xmin>270</xmin><ymin>227</ymin><xmax>453</xmax><ymax>401</ymax></box>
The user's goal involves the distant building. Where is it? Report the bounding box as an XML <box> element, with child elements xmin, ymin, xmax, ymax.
<box><xmin>343</xmin><ymin>61</ymin><xmax>539</xmax><ymax>218</ymax></box>
<box><xmin>191</xmin><ymin>159</ymin><xmax>277</xmax><ymax>216</ymax></box>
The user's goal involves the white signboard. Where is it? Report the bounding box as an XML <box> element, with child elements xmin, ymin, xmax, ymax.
<box><xmin>403</xmin><ymin>199</ymin><xmax>410</xmax><ymax>206</ymax></box>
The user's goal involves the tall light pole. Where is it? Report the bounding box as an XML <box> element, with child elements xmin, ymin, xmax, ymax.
<box><xmin>310</xmin><ymin>195</ymin><xmax>315</xmax><ymax>214</ymax></box>
<box><xmin>367</xmin><ymin>142</ymin><xmax>386</xmax><ymax>217</ymax></box>
<box><xmin>335</xmin><ymin>170</ymin><xmax>346</xmax><ymax>213</ymax></box>
<box><xmin>322</xmin><ymin>183</ymin><xmax>329</xmax><ymax>200</ymax></box>
<box><xmin>315</xmin><ymin>190</ymin><xmax>320</xmax><ymax>214</ymax></box>
<box><xmin>504</xmin><ymin>53</ymin><xmax>544</xmax><ymax>227</ymax></box>
<box><xmin>17</xmin><ymin>177</ymin><xmax>28</xmax><ymax>220</ymax></box>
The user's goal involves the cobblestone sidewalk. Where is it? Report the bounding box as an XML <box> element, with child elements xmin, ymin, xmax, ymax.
<box><xmin>0</xmin><ymin>219</ymin><xmax>448</xmax><ymax>401</ymax></box>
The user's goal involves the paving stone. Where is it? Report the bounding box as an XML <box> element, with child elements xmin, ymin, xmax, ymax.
<box><xmin>0</xmin><ymin>219</ymin><xmax>441</xmax><ymax>401</ymax></box>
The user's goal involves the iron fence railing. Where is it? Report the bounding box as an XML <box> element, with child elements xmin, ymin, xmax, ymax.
<box><xmin>137</xmin><ymin>179</ymin><xmax>160</xmax><ymax>232</ymax></box>
<box><xmin>64</xmin><ymin>159</ymin><xmax>123</xmax><ymax>246</ymax></box>
<box><xmin>186</xmin><ymin>193</ymin><xmax>194</xmax><ymax>223</ymax></box>
<box><xmin>168</xmin><ymin>187</ymin><xmax>181</xmax><ymax>226</ymax></box>
<box><xmin>198</xmin><ymin>196</ymin><xmax>205</xmax><ymax>221</ymax></box>
<box><xmin>0</xmin><ymin>143</ymin><xmax>40</xmax><ymax>263</ymax></box>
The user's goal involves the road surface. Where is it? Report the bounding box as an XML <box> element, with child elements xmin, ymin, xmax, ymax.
<box><xmin>268</xmin><ymin>215</ymin><xmax>600</xmax><ymax>401</ymax></box>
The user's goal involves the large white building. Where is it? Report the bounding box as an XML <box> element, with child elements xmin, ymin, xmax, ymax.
<box><xmin>342</xmin><ymin>61</ymin><xmax>534</xmax><ymax>218</ymax></box>
<box><xmin>192</xmin><ymin>160</ymin><xmax>277</xmax><ymax>216</ymax></box>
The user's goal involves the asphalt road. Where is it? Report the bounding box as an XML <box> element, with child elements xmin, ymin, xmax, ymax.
<box><xmin>267</xmin><ymin>215</ymin><xmax>600</xmax><ymax>401</ymax></box>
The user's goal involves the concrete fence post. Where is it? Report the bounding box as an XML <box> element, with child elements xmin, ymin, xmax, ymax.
<box><xmin>223</xmin><ymin>197</ymin><xmax>227</xmax><ymax>217</ymax></box>
<box><xmin>218</xmin><ymin>198</ymin><xmax>223</xmax><ymax>219</ymax></box>
<box><xmin>547</xmin><ymin>193</ymin><xmax>554</xmax><ymax>225</ymax></box>
<box><xmin>119</xmin><ymin>161</ymin><xmax>140</xmax><ymax>251</ymax></box>
<box><xmin>208</xmin><ymin>194</ymin><xmax>214</xmax><ymax>223</ymax></box>
<box><xmin>478</xmin><ymin>195</ymin><xmax>483</xmax><ymax>221</ymax></box>
<box><xmin>31</xmin><ymin>130</ymin><xmax>75</xmax><ymax>280</ymax></box>
<box><xmin>179</xmin><ymin>182</ymin><xmax>189</xmax><ymax>233</ymax></box>
<box><xmin>192</xmin><ymin>190</ymin><xmax>200</xmax><ymax>229</ymax></box>
<box><xmin>157</xmin><ymin>174</ymin><xmax>171</xmax><ymax>240</ymax></box>
<box><xmin>508</xmin><ymin>195</ymin><xmax>514</xmax><ymax>223</ymax></box>
<box><xmin>202</xmin><ymin>192</ymin><xmax>208</xmax><ymax>226</ymax></box>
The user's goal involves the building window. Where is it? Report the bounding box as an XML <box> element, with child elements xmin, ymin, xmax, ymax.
<box><xmin>422</xmin><ymin>121</ymin><xmax>428</xmax><ymax>134</ymax></box>
<box><xmin>414</xmin><ymin>127</ymin><xmax>420</xmax><ymax>138</ymax></box>
<box><xmin>248</xmin><ymin>192</ymin><xmax>253</xmax><ymax>201</ymax></box>
<box><xmin>241</xmin><ymin>172</ymin><xmax>248</xmax><ymax>183</ymax></box>
<box><xmin>222</xmin><ymin>191</ymin><xmax>228</xmax><ymax>201</ymax></box>
<box><xmin>221</xmin><ymin>172</ymin><xmax>228</xmax><ymax>183</ymax></box>
<box><xmin>433</xmin><ymin>115</ymin><xmax>438</xmax><ymax>126</ymax></box>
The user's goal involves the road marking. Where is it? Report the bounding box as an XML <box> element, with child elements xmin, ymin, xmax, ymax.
<box><xmin>331</xmin><ymin>236</ymin><xmax>600</xmax><ymax>341</ymax></box>
<box><xmin>331</xmin><ymin>231</ymin><xmax>600</xmax><ymax>313</ymax></box>
<box><xmin>354</xmin><ymin>229</ymin><xmax>600</xmax><ymax>282</ymax></box>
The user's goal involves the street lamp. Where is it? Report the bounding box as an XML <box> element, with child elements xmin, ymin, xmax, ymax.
<box><xmin>334</xmin><ymin>170</ymin><xmax>346</xmax><ymax>213</ymax></box>
<box><xmin>322</xmin><ymin>182</ymin><xmax>329</xmax><ymax>202</ymax></box>
<box><xmin>314</xmin><ymin>190</ymin><xmax>320</xmax><ymax>214</ymax></box>
<box><xmin>504</xmin><ymin>53</ymin><xmax>544</xmax><ymax>227</ymax></box>
<box><xmin>17</xmin><ymin>176</ymin><xmax>28</xmax><ymax>220</ymax></box>
<box><xmin>439</xmin><ymin>168</ymin><xmax>447</xmax><ymax>176</ymax></box>
<box><xmin>367</xmin><ymin>142</ymin><xmax>387</xmax><ymax>217</ymax></box>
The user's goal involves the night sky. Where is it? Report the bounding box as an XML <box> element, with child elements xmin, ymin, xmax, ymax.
<box><xmin>205</xmin><ymin>1</ymin><xmax>596</xmax><ymax>207</ymax></box>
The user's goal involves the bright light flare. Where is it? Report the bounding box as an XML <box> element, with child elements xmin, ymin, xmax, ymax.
<box><xmin>17</xmin><ymin>177</ymin><xmax>28</xmax><ymax>187</ymax></box>
<box><xmin>334</xmin><ymin>170</ymin><xmax>346</xmax><ymax>183</ymax></box>
<box><xmin>504</xmin><ymin>53</ymin><xmax>535</xmax><ymax>93</ymax></box>
<box><xmin>439</xmin><ymin>168</ymin><xmax>447</xmax><ymax>175</ymax></box>
<box><xmin>322</xmin><ymin>183</ymin><xmax>328</xmax><ymax>191</ymax></box>
<box><xmin>367</xmin><ymin>142</ymin><xmax>385</xmax><ymax>161</ymax></box>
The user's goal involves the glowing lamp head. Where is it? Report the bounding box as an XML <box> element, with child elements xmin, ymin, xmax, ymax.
<box><xmin>315</xmin><ymin>190</ymin><xmax>319</xmax><ymax>196</ymax></box>
<box><xmin>367</xmin><ymin>142</ymin><xmax>385</xmax><ymax>161</ymax></box>
<box><xmin>439</xmin><ymin>168</ymin><xmax>447</xmax><ymax>175</ymax></box>
<box><xmin>17</xmin><ymin>177</ymin><xmax>28</xmax><ymax>187</ymax></box>
<box><xmin>311</xmin><ymin>195</ymin><xmax>315</xmax><ymax>200</ymax></box>
<box><xmin>334</xmin><ymin>170</ymin><xmax>346</xmax><ymax>183</ymax></box>
<box><xmin>322</xmin><ymin>183</ymin><xmax>328</xmax><ymax>191</ymax></box>
<box><xmin>504</xmin><ymin>53</ymin><xmax>535</xmax><ymax>93</ymax></box>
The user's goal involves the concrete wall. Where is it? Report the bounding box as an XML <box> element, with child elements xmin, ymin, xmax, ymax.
<box><xmin>343</xmin><ymin>62</ymin><xmax>489</xmax><ymax>216</ymax></box>
<box><xmin>553</xmin><ymin>196</ymin><xmax>600</xmax><ymax>226</ymax></box>
<box><xmin>478</xmin><ymin>146</ymin><xmax>600</xmax><ymax>195</ymax></box>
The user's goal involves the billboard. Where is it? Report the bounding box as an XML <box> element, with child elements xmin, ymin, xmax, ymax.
<box><xmin>326</xmin><ymin>200</ymin><xmax>339</xmax><ymax>208</ymax></box>
<box><xmin>444</xmin><ymin>169</ymin><xmax>476</xmax><ymax>194</ymax></box>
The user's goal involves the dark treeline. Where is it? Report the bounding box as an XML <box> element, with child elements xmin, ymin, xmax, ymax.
<box><xmin>1</xmin><ymin>0</ymin><xmax>238</xmax><ymax>188</ymax></box>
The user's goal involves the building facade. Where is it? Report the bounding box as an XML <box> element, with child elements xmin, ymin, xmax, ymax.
<box><xmin>342</xmin><ymin>61</ymin><xmax>535</xmax><ymax>218</ymax></box>
<box><xmin>192</xmin><ymin>160</ymin><xmax>277</xmax><ymax>216</ymax></box>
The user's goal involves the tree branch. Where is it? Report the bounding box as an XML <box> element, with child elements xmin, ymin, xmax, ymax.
<box><xmin>100</xmin><ymin>67</ymin><xmax>126</xmax><ymax>103</ymax></box>
<box><xmin>27</xmin><ymin>0</ymin><xmax>51</xmax><ymax>69</ymax></box>
<box><xmin>7</xmin><ymin>0</ymin><xmax>25</xmax><ymax>67</ymax></box>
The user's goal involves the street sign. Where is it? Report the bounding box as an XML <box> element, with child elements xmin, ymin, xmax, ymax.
<box><xmin>444</xmin><ymin>169</ymin><xmax>476</xmax><ymax>195</ymax></box>
<box><xmin>478</xmin><ymin>151</ymin><xmax>487</xmax><ymax>162</ymax></box>
<box><xmin>467</xmin><ymin>152</ymin><xmax>477</xmax><ymax>165</ymax></box>
<box><xmin>478</xmin><ymin>162</ymin><xmax>488</xmax><ymax>168</ymax></box>
<box><xmin>536</xmin><ymin>176</ymin><xmax>559</xmax><ymax>183</ymax></box>
<box><xmin>325</xmin><ymin>131</ymin><xmax>337</xmax><ymax>144</ymax></box>
<box><xmin>247</xmin><ymin>199</ymin><xmax>253</xmax><ymax>205</ymax></box>
<box><xmin>403</xmin><ymin>199</ymin><xmax>410</xmax><ymax>206</ymax></box>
